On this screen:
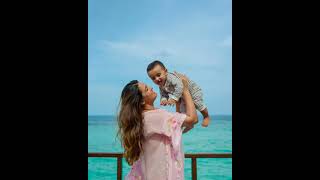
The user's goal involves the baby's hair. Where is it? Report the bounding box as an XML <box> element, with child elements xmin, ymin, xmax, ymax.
<box><xmin>146</xmin><ymin>60</ymin><xmax>166</xmax><ymax>72</ymax></box>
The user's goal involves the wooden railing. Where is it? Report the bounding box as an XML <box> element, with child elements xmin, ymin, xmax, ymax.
<box><xmin>88</xmin><ymin>152</ymin><xmax>232</xmax><ymax>180</ymax></box>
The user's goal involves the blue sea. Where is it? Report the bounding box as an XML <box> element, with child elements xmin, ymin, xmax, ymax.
<box><xmin>88</xmin><ymin>115</ymin><xmax>232</xmax><ymax>180</ymax></box>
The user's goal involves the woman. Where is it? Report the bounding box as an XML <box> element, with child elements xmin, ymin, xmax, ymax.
<box><xmin>117</xmin><ymin>74</ymin><xmax>198</xmax><ymax>180</ymax></box>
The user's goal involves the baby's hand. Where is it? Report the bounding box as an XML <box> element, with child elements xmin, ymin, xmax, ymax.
<box><xmin>167</xmin><ymin>99</ymin><xmax>177</xmax><ymax>106</ymax></box>
<box><xmin>160</xmin><ymin>99</ymin><xmax>168</xmax><ymax>106</ymax></box>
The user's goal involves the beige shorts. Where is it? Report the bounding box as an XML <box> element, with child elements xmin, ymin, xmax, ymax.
<box><xmin>179</xmin><ymin>92</ymin><xmax>206</xmax><ymax>113</ymax></box>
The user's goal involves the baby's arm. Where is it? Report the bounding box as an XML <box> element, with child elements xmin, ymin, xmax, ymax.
<box><xmin>167</xmin><ymin>98</ymin><xmax>177</xmax><ymax>106</ymax></box>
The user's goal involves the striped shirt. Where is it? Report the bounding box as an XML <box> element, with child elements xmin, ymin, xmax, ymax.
<box><xmin>159</xmin><ymin>72</ymin><xmax>202</xmax><ymax>102</ymax></box>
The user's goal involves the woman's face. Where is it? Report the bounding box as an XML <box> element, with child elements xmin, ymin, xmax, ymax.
<box><xmin>137</xmin><ymin>82</ymin><xmax>157</xmax><ymax>105</ymax></box>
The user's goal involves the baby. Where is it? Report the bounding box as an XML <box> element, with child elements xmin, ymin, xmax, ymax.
<box><xmin>147</xmin><ymin>60</ymin><xmax>210</xmax><ymax>127</ymax></box>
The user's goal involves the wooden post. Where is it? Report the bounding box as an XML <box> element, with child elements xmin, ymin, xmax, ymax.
<box><xmin>192</xmin><ymin>157</ymin><xmax>197</xmax><ymax>180</ymax></box>
<box><xmin>117</xmin><ymin>157</ymin><xmax>122</xmax><ymax>180</ymax></box>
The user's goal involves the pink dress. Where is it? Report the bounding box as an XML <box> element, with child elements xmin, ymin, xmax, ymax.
<box><xmin>126</xmin><ymin>109</ymin><xmax>187</xmax><ymax>180</ymax></box>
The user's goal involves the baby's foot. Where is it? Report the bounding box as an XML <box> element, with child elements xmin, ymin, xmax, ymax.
<box><xmin>201</xmin><ymin>116</ymin><xmax>210</xmax><ymax>127</ymax></box>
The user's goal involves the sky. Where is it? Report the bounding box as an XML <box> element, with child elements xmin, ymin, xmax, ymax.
<box><xmin>89</xmin><ymin>0</ymin><xmax>232</xmax><ymax>115</ymax></box>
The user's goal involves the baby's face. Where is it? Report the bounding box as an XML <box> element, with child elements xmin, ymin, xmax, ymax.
<box><xmin>147</xmin><ymin>64</ymin><xmax>167</xmax><ymax>87</ymax></box>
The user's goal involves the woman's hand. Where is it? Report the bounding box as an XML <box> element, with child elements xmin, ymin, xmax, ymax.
<box><xmin>174</xmin><ymin>71</ymin><xmax>189</xmax><ymax>92</ymax></box>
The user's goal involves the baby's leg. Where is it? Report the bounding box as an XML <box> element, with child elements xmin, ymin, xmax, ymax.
<box><xmin>200</xmin><ymin>108</ymin><xmax>210</xmax><ymax>127</ymax></box>
<box><xmin>193</xmin><ymin>93</ymin><xmax>210</xmax><ymax>127</ymax></box>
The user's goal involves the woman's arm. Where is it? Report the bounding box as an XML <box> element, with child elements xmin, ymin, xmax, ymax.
<box><xmin>175</xmin><ymin>99</ymin><xmax>181</xmax><ymax>113</ymax></box>
<box><xmin>182</xmin><ymin>124</ymin><xmax>194</xmax><ymax>133</ymax></box>
<box><xmin>176</xmin><ymin>74</ymin><xmax>198</xmax><ymax>127</ymax></box>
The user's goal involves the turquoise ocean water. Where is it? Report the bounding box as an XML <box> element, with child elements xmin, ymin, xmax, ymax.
<box><xmin>88</xmin><ymin>115</ymin><xmax>232</xmax><ymax>180</ymax></box>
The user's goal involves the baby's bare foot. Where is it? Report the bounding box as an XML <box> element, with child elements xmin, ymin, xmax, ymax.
<box><xmin>201</xmin><ymin>116</ymin><xmax>210</xmax><ymax>127</ymax></box>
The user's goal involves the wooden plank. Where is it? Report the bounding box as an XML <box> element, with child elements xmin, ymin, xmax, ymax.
<box><xmin>117</xmin><ymin>157</ymin><xmax>122</xmax><ymax>180</ymax></box>
<box><xmin>185</xmin><ymin>153</ymin><xmax>232</xmax><ymax>158</ymax></box>
<box><xmin>192</xmin><ymin>157</ymin><xmax>197</xmax><ymax>180</ymax></box>
<box><xmin>88</xmin><ymin>153</ymin><xmax>232</xmax><ymax>158</ymax></box>
<box><xmin>88</xmin><ymin>152</ymin><xmax>123</xmax><ymax>157</ymax></box>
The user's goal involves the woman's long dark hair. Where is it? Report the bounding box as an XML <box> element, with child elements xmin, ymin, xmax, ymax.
<box><xmin>117</xmin><ymin>80</ymin><xmax>145</xmax><ymax>165</ymax></box>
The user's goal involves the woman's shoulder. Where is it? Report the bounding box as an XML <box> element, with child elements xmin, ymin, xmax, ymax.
<box><xmin>143</xmin><ymin>108</ymin><xmax>167</xmax><ymax>115</ymax></box>
<box><xmin>143</xmin><ymin>108</ymin><xmax>171</xmax><ymax>120</ymax></box>
<box><xmin>143</xmin><ymin>108</ymin><xmax>184</xmax><ymax>121</ymax></box>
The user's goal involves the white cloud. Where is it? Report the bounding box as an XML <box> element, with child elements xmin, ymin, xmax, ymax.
<box><xmin>101</xmin><ymin>40</ymin><xmax>150</xmax><ymax>57</ymax></box>
<box><xmin>96</xmin><ymin>12</ymin><xmax>231</xmax><ymax>68</ymax></box>
<box><xmin>100</xmin><ymin>39</ymin><xmax>176</xmax><ymax>59</ymax></box>
<box><xmin>99</xmin><ymin>37</ymin><xmax>224</xmax><ymax>68</ymax></box>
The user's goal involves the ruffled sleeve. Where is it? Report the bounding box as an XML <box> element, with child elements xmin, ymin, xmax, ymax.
<box><xmin>167</xmin><ymin>112</ymin><xmax>186</xmax><ymax>158</ymax></box>
<box><xmin>144</xmin><ymin>110</ymin><xmax>186</xmax><ymax>157</ymax></box>
<box><xmin>126</xmin><ymin>159</ymin><xmax>143</xmax><ymax>180</ymax></box>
